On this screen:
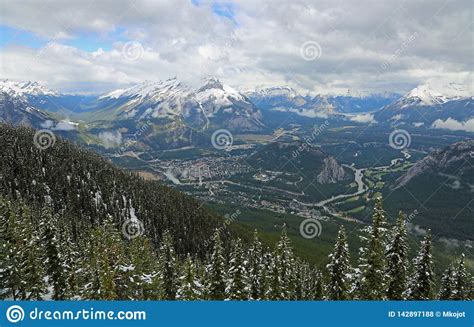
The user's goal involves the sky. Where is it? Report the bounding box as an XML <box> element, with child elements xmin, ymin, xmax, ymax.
<box><xmin>0</xmin><ymin>0</ymin><xmax>472</xmax><ymax>95</ymax></box>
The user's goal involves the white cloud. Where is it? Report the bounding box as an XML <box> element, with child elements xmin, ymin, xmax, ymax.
<box><xmin>0</xmin><ymin>0</ymin><xmax>472</xmax><ymax>94</ymax></box>
<box><xmin>431</xmin><ymin>118</ymin><xmax>474</xmax><ymax>132</ymax></box>
<box><xmin>349</xmin><ymin>113</ymin><xmax>376</xmax><ymax>123</ymax></box>
<box><xmin>98</xmin><ymin>131</ymin><xmax>122</xmax><ymax>148</ymax></box>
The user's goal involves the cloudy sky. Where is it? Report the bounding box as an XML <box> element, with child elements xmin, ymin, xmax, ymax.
<box><xmin>0</xmin><ymin>0</ymin><xmax>472</xmax><ymax>94</ymax></box>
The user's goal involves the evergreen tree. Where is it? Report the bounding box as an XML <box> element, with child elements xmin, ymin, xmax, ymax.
<box><xmin>406</xmin><ymin>232</ymin><xmax>434</xmax><ymax>300</ymax></box>
<box><xmin>206</xmin><ymin>230</ymin><xmax>226</xmax><ymax>300</ymax></box>
<box><xmin>226</xmin><ymin>238</ymin><xmax>248</xmax><ymax>300</ymax></box>
<box><xmin>155</xmin><ymin>230</ymin><xmax>178</xmax><ymax>300</ymax></box>
<box><xmin>127</xmin><ymin>236</ymin><xmax>160</xmax><ymax>300</ymax></box>
<box><xmin>326</xmin><ymin>225</ymin><xmax>352</xmax><ymax>300</ymax></box>
<box><xmin>40</xmin><ymin>207</ymin><xmax>67</xmax><ymax>300</ymax></box>
<box><xmin>248</xmin><ymin>230</ymin><xmax>265</xmax><ymax>300</ymax></box>
<box><xmin>80</xmin><ymin>217</ymin><xmax>127</xmax><ymax>300</ymax></box>
<box><xmin>386</xmin><ymin>211</ymin><xmax>409</xmax><ymax>300</ymax></box>
<box><xmin>176</xmin><ymin>254</ymin><xmax>203</xmax><ymax>300</ymax></box>
<box><xmin>0</xmin><ymin>199</ymin><xmax>24</xmax><ymax>300</ymax></box>
<box><xmin>356</xmin><ymin>197</ymin><xmax>388</xmax><ymax>300</ymax></box>
<box><xmin>21</xmin><ymin>210</ymin><xmax>46</xmax><ymax>300</ymax></box>
<box><xmin>267</xmin><ymin>229</ymin><xmax>294</xmax><ymax>300</ymax></box>
<box><xmin>452</xmin><ymin>254</ymin><xmax>470</xmax><ymax>300</ymax></box>
<box><xmin>438</xmin><ymin>264</ymin><xmax>454</xmax><ymax>300</ymax></box>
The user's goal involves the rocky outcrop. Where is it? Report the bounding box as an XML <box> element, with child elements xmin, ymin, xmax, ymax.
<box><xmin>317</xmin><ymin>156</ymin><xmax>345</xmax><ymax>184</ymax></box>
<box><xmin>394</xmin><ymin>140</ymin><xmax>474</xmax><ymax>188</ymax></box>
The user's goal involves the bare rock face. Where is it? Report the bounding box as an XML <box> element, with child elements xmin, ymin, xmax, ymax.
<box><xmin>317</xmin><ymin>156</ymin><xmax>345</xmax><ymax>184</ymax></box>
<box><xmin>394</xmin><ymin>140</ymin><xmax>474</xmax><ymax>189</ymax></box>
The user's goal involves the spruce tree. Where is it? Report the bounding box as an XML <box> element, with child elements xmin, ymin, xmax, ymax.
<box><xmin>80</xmin><ymin>217</ymin><xmax>127</xmax><ymax>300</ymax></box>
<box><xmin>40</xmin><ymin>207</ymin><xmax>67</xmax><ymax>300</ymax></box>
<box><xmin>438</xmin><ymin>264</ymin><xmax>454</xmax><ymax>300</ymax></box>
<box><xmin>326</xmin><ymin>225</ymin><xmax>351</xmax><ymax>300</ymax></box>
<box><xmin>176</xmin><ymin>254</ymin><xmax>203</xmax><ymax>300</ymax></box>
<box><xmin>206</xmin><ymin>229</ymin><xmax>226</xmax><ymax>300</ymax></box>
<box><xmin>156</xmin><ymin>230</ymin><xmax>178</xmax><ymax>300</ymax></box>
<box><xmin>0</xmin><ymin>199</ymin><xmax>24</xmax><ymax>300</ymax></box>
<box><xmin>356</xmin><ymin>197</ymin><xmax>388</xmax><ymax>300</ymax></box>
<box><xmin>127</xmin><ymin>236</ymin><xmax>160</xmax><ymax>300</ymax></box>
<box><xmin>21</xmin><ymin>210</ymin><xmax>46</xmax><ymax>300</ymax></box>
<box><xmin>386</xmin><ymin>211</ymin><xmax>409</xmax><ymax>299</ymax></box>
<box><xmin>452</xmin><ymin>254</ymin><xmax>470</xmax><ymax>300</ymax></box>
<box><xmin>267</xmin><ymin>229</ymin><xmax>294</xmax><ymax>300</ymax></box>
<box><xmin>226</xmin><ymin>238</ymin><xmax>248</xmax><ymax>300</ymax></box>
<box><xmin>407</xmin><ymin>232</ymin><xmax>434</xmax><ymax>300</ymax></box>
<box><xmin>248</xmin><ymin>230</ymin><xmax>265</xmax><ymax>300</ymax></box>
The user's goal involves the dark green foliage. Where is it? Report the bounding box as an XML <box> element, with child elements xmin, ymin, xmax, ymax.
<box><xmin>356</xmin><ymin>197</ymin><xmax>388</xmax><ymax>300</ymax></box>
<box><xmin>326</xmin><ymin>225</ymin><xmax>351</xmax><ymax>300</ymax></box>
<box><xmin>0</xmin><ymin>124</ymin><xmax>231</xmax><ymax>258</ymax></box>
<box><xmin>0</xmin><ymin>125</ymin><xmax>471</xmax><ymax>301</ymax></box>
<box><xmin>407</xmin><ymin>232</ymin><xmax>434</xmax><ymax>300</ymax></box>
<box><xmin>386</xmin><ymin>211</ymin><xmax>408</xmax><ymax>300</ymax></box>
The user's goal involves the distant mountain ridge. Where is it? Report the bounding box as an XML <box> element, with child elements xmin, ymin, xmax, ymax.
<box><xmin>374</xmin><ymin>83</ymin><xmax>473</xmax><ymax>129</ymax></box>
<box><xmin>95</xmin><ymin>77</ymin><xmax>264</xmax><ymax>132</ymax></box>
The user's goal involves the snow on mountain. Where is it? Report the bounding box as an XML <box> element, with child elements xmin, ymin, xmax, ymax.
<box><xmin>100</xmin><ymin>78</ymin><xmax>188</xmax><ymax>101</ymax></box>
<box><xmin>395</xmin><ymin>83</ymin><xmax>471</xmax><ymax>108</ymax></box>
<box><xmin>0</xmin><ymin>80</ymin><xmax>58</xmax><ymax>97</ymax></box>
<box><xmin>243</xmin><ymin>86</ymin><xmax>298</xmax><ymax>99</ymax></box>
<box><xmin>98</xmin><ymin>77</ymin><xmax>264</xmax><ymax>131</ymax></box>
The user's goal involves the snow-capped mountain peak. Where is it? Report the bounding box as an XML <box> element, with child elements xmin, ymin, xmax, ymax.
<box><xmin>96</xmin><ymin>77</ymin><xmax>263</xmax><ymax>131</ymax></box>
<box><xmin>243</xmin><ymin>86</ymin><xmax>298</xmax><ymax>99</ymax></box>
<box><xmin>396</xmin><ymin>83</ymin><xmax>471</xmax><ymax>108</ymax></box>
<box><xmin>0</xmin><ymin>79</ymin><xmax>58</xmax><ymax>97</ymax></box>
<box><xmin>195</xmin><ymin>77</ymin><xmax>245</xmax><ymax>104</ymax></box>
<box><xmin>100</xmin><ymin>78</ymin><xmax>188</xmax><ymax>100</ymax></box>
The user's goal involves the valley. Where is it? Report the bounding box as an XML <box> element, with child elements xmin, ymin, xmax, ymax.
<box><xmin>1</xmin><ymin>77</ymin><xmax>473</xmax><ymax>277</ymax></box>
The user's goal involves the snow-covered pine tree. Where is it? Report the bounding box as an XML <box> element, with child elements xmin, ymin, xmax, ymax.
<box><xmin>291</xmin><ymin>258</ymin><xmax>304</xmax><ymax>300</ymax></box>
<box><xmin>156</xmin><ymin>230</ymin><xmax>178</xmax><ymax>300</ymax></box>
<box><xmin>0</xmin><ymin>198</ymin><xmax>24</xmax><ymax>300</ymax></box>
<box><xmin>386</xmin><ymin>211</ymin><xmax>409</xmax><ymax>300</ymax></box>
<box><xmin>205</xmin><ymin>229</ymin><xmax>227</xmax><ymax>300</ymax></box>
<box><xmin>438</xmin><ymin>264</ymin><xmax>454</xmax><ymax>300</ymax></box>
<box><xmin>267</xmin><ymin>229</ymin><xmax>294</xmax><ymax>300</ymax></box>
<box><xmin>40</xmin><ymin>206</ymin><xmax>68</xmax><ymax>300</ymax></box>
<box><xmin>80</xmin><ymin>216</ymin><xmax>127</xmax><ymax>300</ymax></box>
<box><xmin>326</xmin><ymin>225</ymin><xmax>352</xmax><ymax>300</ymax></box>
<box><xmin>125</xmin><ymin>236</ymin><xmax>160</xmax><ymax>300</ymax></box>
<box><xmin>406</xmin><ymin>232</ymin><xmax>434</xmax><ymax>300</ymax></box>
<box><xmin>226</xmin><ymin>238</ymin><xmax>249</xmax><ymax>300</ymax></box>
<box><xmin>452</xmin><ymin>254</ymin><xmax>470</xmax><ymax>300</ymax></box>
<box><xmin>311</xmin><ymin>268</ymin><xmax>324</xmax><ymax>300</ymax></box>
<box><xmin>176</xmin><ymin>254</ymin><xmax>203</xmax><ymax>300</ymax></box>
<box><xmin>20</xmin><ymin>208</ymin><xmax>46</xmax><ymax>300</ymax></box>
<box><xmin>248</xmin><ymin>230</ymin><xmax>265</xmax><ymax>300</ymax></box>
<box><xmin>356</xmin><ymin>197</ymin><xmax>388</xmax><ymax>300</ymax></box>
<box><xmin>60</xmin><ymin>231</ymin><xmax>80</xmax><ymax>299</ymax></box>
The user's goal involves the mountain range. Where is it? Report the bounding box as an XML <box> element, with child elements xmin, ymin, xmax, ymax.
<box><xmin>0</xmin><ymin>78</ymin><xmax>472</xmax><ymax>151</ymax></box>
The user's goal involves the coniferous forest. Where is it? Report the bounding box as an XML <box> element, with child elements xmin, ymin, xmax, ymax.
<box><xmin>0</xmin><ymin>124</ymin><xmax>472</xmax><ymax>301</ymax></box>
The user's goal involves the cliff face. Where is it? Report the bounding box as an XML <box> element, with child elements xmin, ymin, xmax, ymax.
<box><xmin>317</xmin><ymin>156</ymin><xmax>345</xmax><ymax>184</ymax></box>
<box><xmin>394</xmin><ymin>140</ymin><xmax>474</xmax><ymax>189</ymax></box>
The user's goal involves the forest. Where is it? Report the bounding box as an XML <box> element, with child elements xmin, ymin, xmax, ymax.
<box><xmin>0</xmin><ymin>124</ymin><xmax>471</xmax><ymax>300</ymax></box>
